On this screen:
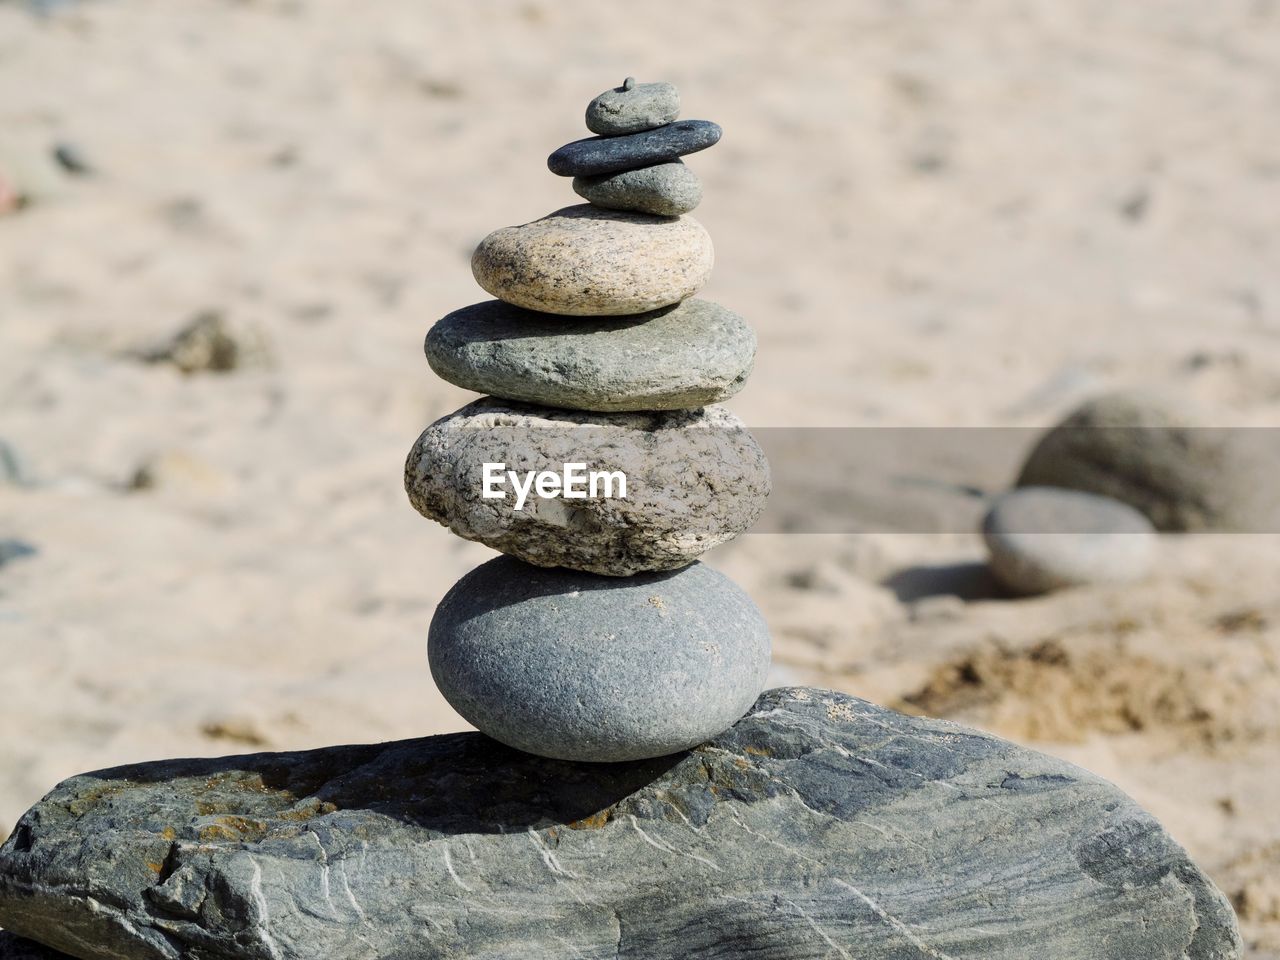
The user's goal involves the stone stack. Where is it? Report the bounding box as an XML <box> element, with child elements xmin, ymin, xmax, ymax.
<box><xmin>405</xmin><ymin>78</ymin><xmax>773</xmax><ymax>762</ymax></box>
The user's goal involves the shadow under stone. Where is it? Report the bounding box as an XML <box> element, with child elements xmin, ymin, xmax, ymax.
<box><xmin>0</xmin><ymin>933</ymin><xmax>70</xmax><ymax>960</ymax></box>
<box><xmin>74</xmin><ymin>731</ymin><xmax>688</xmax><ymax>837</ymax></box>
<box><xmin>882</xmin><ymin>561</ymin><xmax>1004</xmax><ymax>603</ymax></box>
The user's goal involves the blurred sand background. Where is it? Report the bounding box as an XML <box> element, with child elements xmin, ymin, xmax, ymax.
<box><xmin>1</xmin><ymin>0</ymin><xmax>1278</xmax><ymax>954</ymax></box>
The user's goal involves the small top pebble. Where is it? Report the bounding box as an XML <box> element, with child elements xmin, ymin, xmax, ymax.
<box><xmin>585</xmin><ymin>77</ymin><xmax>680</xmax><ymax>136</ymax></box>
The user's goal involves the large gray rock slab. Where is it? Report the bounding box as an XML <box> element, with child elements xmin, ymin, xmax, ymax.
<box><xmin>1017</xmin><ymin>391</ymin><xmax>1280</xmax><ymax>531</ymax></box>
<box><xmin>424</xmin><ymin>298</ymin><xmax>754</xmax><ymax>412</ymax></box>
<box><xmin>404</xmin><ymin>399</ymin><xmax>770</xmax><ymax>576</ymax></box>
<box><xmin>430</xmin><ymin>557</ymin><xmax>771</xmax><ymax>762</ymax></box>
<box><xmin>471</xmin><ymin>204</ymin><xmax>713</xmax><ymax>316</ymax></box>
<box><xmin>0</xmin><ymin>688</ymin><xmax>1240</xmax><ymax>959</ymax></box>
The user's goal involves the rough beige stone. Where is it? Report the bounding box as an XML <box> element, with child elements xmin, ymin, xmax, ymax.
<box><xmin>470</xmin><ymin>204</ymin><xmax>713</xmax><ymax>316</ymax></box>
<box><xmin>404</xmin><ymin>398</ymin><xmax>770</xmax><ymax>576</ymax></box>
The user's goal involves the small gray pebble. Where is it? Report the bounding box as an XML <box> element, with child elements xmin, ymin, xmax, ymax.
<box><xmin>51</xmin><ymin>143</ymin><xmax>92</xmax><ymax>177</ymax></box>
<box><xmin>141</xmin><ymin>311</ymin><xmax>240</xmax><ymax>373</ymax></box>
<box><xmin>573</xmin><ymin>161</ymin><xmax>702</xmax><ymax>216</ymax></box>
<box><xmin>0</xmin><ymin>439</ymin><xmax>26</xmax><ymax>486</ymax></box>
<box><xmin>425</xmin><ymin>297</ymin><xmax>754</xmax><ymax>412</ymax></box>
<box><xmin>983</xmin><ymin>487</ymin><xmax>1157</xmax><ymax>596</ymax></box>
<box><xmin>585</xmin><ymin>78</ymin><xmax>680</xmax><ymax>136</ymax></box>
<box><xmin>429</xmin><ymin>556</ymin><xmax>771</xmax><ymax>761</ymax></box>
<box><xmin>0</xmin><ymin>539</ymin><xmax>38</xmax><ymax>567</ymax></box>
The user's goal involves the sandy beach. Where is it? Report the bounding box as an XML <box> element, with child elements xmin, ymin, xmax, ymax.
<box><xmin>1</xmin><ymin>0</ymin><xmax>1278</xmax><ymax>954</ymax></box>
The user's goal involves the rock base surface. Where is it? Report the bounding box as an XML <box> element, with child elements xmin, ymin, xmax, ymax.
<box><xmin>0</xmin><ymin>688</ymin><xmax>1240</xmax><ymax>960</ymax></box>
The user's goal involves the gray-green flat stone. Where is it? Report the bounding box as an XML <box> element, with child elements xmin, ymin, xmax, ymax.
<box><xmin>585</xmin><ymin>78</ymin><xmax>680</xmax><ymax>136</ymax></box>
<box><xmin>430</xmin><ymin>557</ymin><xmax>771</xmax><ymax>762</ymax></box>
<box><xmin>424</xmin><ymin>298</ymin><xmax>754</xmax><ymax>412</ymax></box>
<box><xmin>0</xmin><ymin>688</ymin><xmax>1241</xmax><ymax>959</ymax></box>
<box><xmin>573</xmin><ymin>161</ymin><xmax>702</xmax><ymax>216</ymax></box>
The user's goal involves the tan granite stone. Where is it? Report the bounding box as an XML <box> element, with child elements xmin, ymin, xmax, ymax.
<box><xmin>471</xmin><ymin>204</ymin><xmax>713</xmax><ymax>316</ymax></box>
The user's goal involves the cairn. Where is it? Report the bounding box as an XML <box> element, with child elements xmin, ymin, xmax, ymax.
<box><xmin>405</xmin><ymin>78</ymin><xmax>773</xmax><ymax>761</ymax></box>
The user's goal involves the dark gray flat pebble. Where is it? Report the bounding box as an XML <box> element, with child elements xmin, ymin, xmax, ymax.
<box><xmin>547</xmin><ymin>120</ymin><xmax>722</xmax><ymax>177</ymax></box>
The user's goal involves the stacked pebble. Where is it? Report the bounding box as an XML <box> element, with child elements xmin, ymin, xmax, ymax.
<box><xmin>405</xmin><ymin>79</ymin><xmax>772</xmax><ymax>763</ymax></box>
